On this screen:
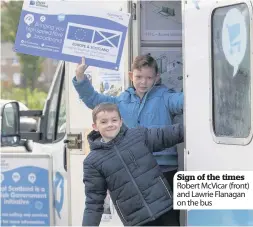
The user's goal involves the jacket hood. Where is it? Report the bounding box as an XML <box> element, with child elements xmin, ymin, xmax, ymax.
<box><xmin>87</xmin><ymin>124</ymin><xmax>128</xmax><ymax>150</ymax></box>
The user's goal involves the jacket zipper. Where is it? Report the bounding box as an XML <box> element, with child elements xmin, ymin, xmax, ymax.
<box><xmin>129</xmin><ymin>150</ymin><xmax>139</xmax><ymax>168</ymax></box>
<box><xmin>136</xmin><ymin>82</ymin><xmax>156</xmax><ymax>118</ymax></box>
<box><xmin>114</xmin><ymin>146</ymin><xmax>155</xmax><ymax>220</ymax></box>
<box><xmin>159</xmin><ymin>176</ymin><xmax>172</xmax><ymax>198</ymax></box>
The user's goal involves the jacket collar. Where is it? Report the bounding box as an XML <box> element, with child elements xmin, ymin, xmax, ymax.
<box><xmin>127</xmin><ymin>79</ymin><xmax>162</xmax><ymax>103</ymax></box>
<box><xmin>87</xmin><ymin>124</ymin><xmax>128</xmax><ymax>150</ymax></box>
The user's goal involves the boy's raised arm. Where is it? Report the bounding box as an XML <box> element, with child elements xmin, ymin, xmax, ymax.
<box><xmin>163</xmin><ymin>91</ymin><xmax>184</xmax><ymax>116</ymax></box>
<box><xmin>73</xmin><ymin>57</ymin><xmax>117</xmax><ymax>109</ymax></box>
<box><xmin>73</xmin><ymin>77</ymin><xmax>117</xmax><ymax>109</ymax></box>
<box><xmin>82</xmin><ymin>162</ymin><xmax>107</xmax><ymax>226</ymax></box>
<box><xmin>145</xmin><ymin>124</ymin><xmax>184</xmax><ymax>152</ymax></box>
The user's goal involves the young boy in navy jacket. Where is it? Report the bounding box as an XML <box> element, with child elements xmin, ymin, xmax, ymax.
<box><xmin>83</xmin><ymin>103</ymin><xmax>183</xmax><ymax>226</ymax></box>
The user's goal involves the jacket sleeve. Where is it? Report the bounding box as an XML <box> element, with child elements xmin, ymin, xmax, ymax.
<box><xmin>163</xmin><ymin>91</ymin><xmax>184</xmax><ymax>115</ymax></box>
<box><xmin>145</xmin><ymin>124</ymin><xmax>184</xmax><ymax>152</ymax></box>
<box><xmin>73</xmin><ymin>76</ymin><xmax>117</xmax><ymax>109</ymax></box>
<box><xmin>82</xmin><ymin>162</ymin><xmax>107</xmax><ymax>226</ymax></box>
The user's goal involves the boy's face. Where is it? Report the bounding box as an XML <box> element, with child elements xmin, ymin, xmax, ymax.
<box><xmin>129</xmin><ymin>66</ymin><xmax>159</xmax><ymax>98</ymax></box>
<box><xmin>92</xmin><ymin>110</ymin><xmax>122</xmax><ymax>143</ymax></box>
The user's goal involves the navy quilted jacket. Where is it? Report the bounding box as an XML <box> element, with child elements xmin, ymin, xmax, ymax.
<box><xmin>82</xmin><ymin>124</ymin><xmax>183</xmax><ymax>226</ymax></box>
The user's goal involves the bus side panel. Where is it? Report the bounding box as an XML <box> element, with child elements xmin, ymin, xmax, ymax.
<box><xmin>184</xmin><ymin>0</ymin><xmax>253</xmax><ymax>225</ymax></box>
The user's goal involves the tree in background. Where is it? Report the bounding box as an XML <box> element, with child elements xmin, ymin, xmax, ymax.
<box><xmin>1</xmin><ymin>87</ymin><xmax>47</xmax><ymax>110</ymax></box>
<box><xmin>1</xmin><ymin>0</ymin><xmax>45</xmax><ymax>107</ymax></box>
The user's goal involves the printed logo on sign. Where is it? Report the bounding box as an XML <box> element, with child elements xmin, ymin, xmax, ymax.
<box><xmin>67</xmin><ymin>25</ymin><xmax>121</xmax><ymax>48</ymax></box>
<box><xmin>93</xmin><ymin>30</ymin><xmax>121</xmax><ymax>48</ymax></box>
<box><xmin>222</xmin><ymin>8</ymin><xmax>247</xmax><ymax>77</ymax></box>
<box><xmin>30</xmin><ymin>0</ymin><xmax>36</xmax><ymax>5</ymax></box>
<box><xmin>58</xmin><ymin>14</ymin><xmax>65</xmax><ymax>22</ymax></box>
<box><xmin>29</xmin><ymin>0</ymin><xmax>48</xmax><ymax>8</ymax></box>
<box><xmin>62</xmin><ymin>23</ymin><xmax>123</xmax><ymax>65</ymax></box>
<box><xmin>28</xmin><ymin>173</ymin><xmax>37</xmax><ymax>184</ymax></box>
<box><xmin>40</xmin><ymin>16</ymin><xmax>46</xmax><ymax>22</ymax></box>
<box><xmin>12</xmin><ymin>172</ymin><xmax>20</xmax><ymax>182</ymax></box>
<box><xmin>67</xmin><ymin>26</ymin><xmax>94</xmax><ymax>43</ymax></box>
<box><xmin>24</xmin><ymin>14</ymin><xmax>34</xmax><ymax>26</ymax></box>
<box><xmin>26</xmin><ymin>33</ymin><xmax>32</xmax><ymax>39</ymax></box>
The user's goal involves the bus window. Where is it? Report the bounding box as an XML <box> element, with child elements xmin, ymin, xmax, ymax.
<box><xmin>211</xmin><ymin>3</ymin><xmax>251</xmax><ymax>142</ymax></box>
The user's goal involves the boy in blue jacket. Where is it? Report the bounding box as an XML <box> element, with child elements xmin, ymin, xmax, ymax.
<box><xmin>83</xmin><ymin>103</ymin><xmax>184</xmax><ymax>226</ymax></box>
<box><xmin>73</xmin><ymin>55</ymin><xmax>183</xmax><ymax>225</ymax></box>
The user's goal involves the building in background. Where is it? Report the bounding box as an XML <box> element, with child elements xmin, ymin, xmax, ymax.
<box><xmin>1</xmin><ymin>42</ymin><xmax>59</xmax><ymax>92</ymax></box>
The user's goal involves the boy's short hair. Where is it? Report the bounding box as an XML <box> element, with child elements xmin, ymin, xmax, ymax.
<box><xmin>92</xmin><ymin>103</ymin><xmax>121</xmax><ymax>123</ymax></box>
<box><xmin>131</xmin><ymin>54</ymin><xmax>158</xmax><ymax>74</ymax></box>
